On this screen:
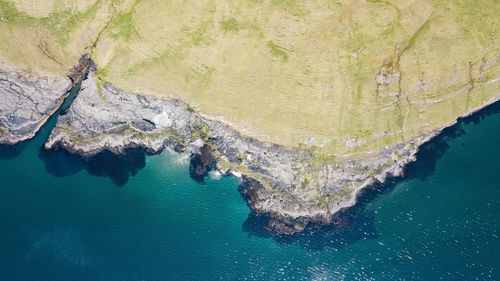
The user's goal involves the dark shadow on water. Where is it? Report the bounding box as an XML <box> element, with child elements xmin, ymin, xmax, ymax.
<box><xmin>0</xmin><ymin>84</ymin><xmax>81</xmax><ymax>161</ymax></box>
<box><xmin>1</xmin><ymin>79</ymin><xmax>149</xmax><ymax>187</ymax></box>
<box><xmin>241</xmin><ymin>181</ymin><xmax>385</xmax><ymax>251</ymax></box>
<box><xmin>35</xmin><ymin>80</ymin><xmax>162</xmax><ymax>187</ymax></box>
<box><xmin>39</xmin><ymin>147</ymin><xmax>147</xmax><ymax>187</ymax></box>
<box><xmin>40</xmin><ymin>145</ymin><xmax>208</xmax><ymax>187</ymax></box>
<box><xmin>242</xmin><ymin>99</ymin><xmax>500</xmax><ymax>250</ymax></box>
<box><xmin>0</xmin><ymin>141</ymin><xmax>28</xmax><ymax>159</ymax></box>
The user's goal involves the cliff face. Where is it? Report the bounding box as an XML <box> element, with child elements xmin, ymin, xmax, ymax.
<box><xmin>2</xmin><ymin>0</ymin><xmax>500</xmax><ymax>155</ymax></box>
<box><xmin>0</xmin><ymin>64</ymin><xmax>71</xmax><ymax>144</ymax></box>
<box><xmin>0</xmin><ymin>54</ymin><xmax>96</xmax><ymax>145</ymax></box>
<box><xmin>2</xmin><ymin>0</ymin><xmax>500</xmax><ymax>234</ymax></box>
<box><xmin>1</xmin><ymin>52</ymin><xmax>499</xmax><ymax>234</ymax></box>
<box><xmin>44</xmin><ymin>65</ymin><xmax>484</xmax><ymax>234</ymax></box>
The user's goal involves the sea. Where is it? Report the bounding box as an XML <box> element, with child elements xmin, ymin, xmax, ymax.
<box><xmin>0</xmin><ymin>89</ymin><xmax>499</xmax><ymax>280</ymax></box>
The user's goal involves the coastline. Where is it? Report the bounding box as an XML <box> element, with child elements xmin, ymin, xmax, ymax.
<box><xmin>2</xmin><ymin>55</ymin><xmax>500</xmax><ymax>234</ymax></box>
<box><xmin>319</xmin><ymin>93</ymin><xmax>500</xmax><ymax>232</ymax></box>
<box><xmin>0</xmin><ymin>64</ymin><xmax>72</xmax><ymax>145</ymax></box>
<box><xmin>0</xmin><ymin>55</ymin><xmax>94</xmax><ymax>145</ymax></box>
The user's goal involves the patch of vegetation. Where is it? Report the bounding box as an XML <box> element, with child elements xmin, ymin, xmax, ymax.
<box><xmin>190</xmin><ymin>123</ymin><xmax>210</xmax><ymax>141</ymax></box>
<box><xmin>301</xmin><ymin>172</ymin><xmax>313</xmax><ymax>189</ymax></box>
<box><xmin>93</xmin><ymin>67</ymin><xmax>109</xmax><ymax>96</ymax></box>
<box><xmin>0</xmin><ymin>125</ymin><xmax>11</xmax><ymax>136</ymax></box>
<box><xmin>109</xmin><ymin>9</ymin><xmax>138</xmax><ymax>41</ymax></box>
<box><xmin>0</xmin><ymin>0</ymin><xmax>30</xmax><ymax>24</ymax></box>
<box><xmin>2</xmin><ymin>0</ymin><xmax>500</xmax><ymax>159</ymax></box>
<box><xmin>39</xmin><ymin>1</ymin><xmax>101</xmax><ymax>45</ymax></box>
<box><xmin>220</xmin><ymin>17</ymin><xmax>239</xmax><ymax>32</ymax></box>
<box><xmin>188</xmin><ymin>20</ymin><xmax>212</xmax><ymax>46</ymax></box>
<box><xmin>267</xmin><ymin>40</ymin><xmax>288</xmax><ymax>62</ymax></box>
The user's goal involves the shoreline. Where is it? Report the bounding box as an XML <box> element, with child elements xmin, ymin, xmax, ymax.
<box><xmin>311</xmin><ymin>93</ymin><xmax>500</xmax><ymax>234</ymax></box>
<box><xmin>0</xmin><ymin>65</ymin><xmax>72</xmax><ymax>145</ymax></box>
<box><xmin>2</xmin><ymin>55</ymin><xmax>500</xmax><ymax>234</ymax></box>
<box><xmin>0</xmin><ymin>55</ymin><xmax>94</xmax><ymax>145</ymax></box>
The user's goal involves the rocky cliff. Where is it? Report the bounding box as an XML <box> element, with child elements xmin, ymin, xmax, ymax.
<box><xmin>0</xmin><ymin>55</ymin><xmax>95</xmax><ymax>145</ymax></box>
<box><xmin>0</xmin><ymin>64</ymin><xmax>71</xmax><ymax>144</ymax></box>
<box><xmin>45</xmin><ymin>61</ymin><xmax>490</xmax><ymax>234</ymax></box>
<box><xmin>2</xmin><ymin>52</ymin><xmax>499</xmax><ymax>234</ymax></box>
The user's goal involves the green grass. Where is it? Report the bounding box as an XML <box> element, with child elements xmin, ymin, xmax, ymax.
<box><xmin>220</xmin><ymin>17</ymin><xmax>239</xmax><ymax>32</ymax></box>
<box><xmin>1</xmin><ymin>0</ymin><xmax>500</xmax><ymax>159</ymax></box>
<box><xmin>0</xmin><ymin>0</ymin><xmax>29</xmax><ymax>24</ymax></box>
<box><xmin>39</xmin><ymin>1</ymin><xmax>101</xmax><ymax>45</ymax></box>
<box><xmin>267</xmin><ymin>40</ymin><xmax>289</xmax><ymax>62</ymax></box>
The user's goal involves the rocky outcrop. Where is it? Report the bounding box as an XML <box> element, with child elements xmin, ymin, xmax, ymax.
<box><xmin>0</xmin><ymin>64</ymin><xmax>72</xmax><ymax>144</ymax></box>
<box><xmin>67</xmin><ymin>54</ymin><xmax>96</xmax><ymax>85</ymax></box>
<box><xmin>0</xmin><ymin>55</ymin><xmax>95</xmax><ymax>145</ymax></box>
<box><xmin>189</xmin><ymin>144</ymin><xmax>217</xmax><ymax>182</ymax></box>
<box><xmin>45</xmin><ymin>76</ymin><xmax>201</xmax><ymax>156</ymax></box>
<box><xmin>46</xmin><ymin>66</ymin><xmax>463</xmax><ymax>234</ymax></box>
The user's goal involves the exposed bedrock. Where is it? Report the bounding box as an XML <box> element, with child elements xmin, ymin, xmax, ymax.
<box><xmin>45</xmin><ymin>65</ymin><xmax>466</xmax><ymax>235</ymax></box>
<box><xmin>0</xmin><ymin>55</ymin><xmax>95</xmax><ymax>145</ymax></box>
<box><xmin>0</xmin><ymin>64</ymin><xmax>71</xmax><ymax>144</ymax></box>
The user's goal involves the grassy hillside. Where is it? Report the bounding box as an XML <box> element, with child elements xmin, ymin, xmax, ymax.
<box><xmin>1</xmin><ymin>0</ymin><xmax>500</xmax><ymax>156</ymax></box>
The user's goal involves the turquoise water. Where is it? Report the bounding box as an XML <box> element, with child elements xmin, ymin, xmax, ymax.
<box><xmin>0</xmin><ymin>95</ymin><xmax>499</xmax><ymax>280</ymax></box>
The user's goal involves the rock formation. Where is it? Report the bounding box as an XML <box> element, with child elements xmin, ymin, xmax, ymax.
<box><xmin>45</xmin><ymin>63</ymin><xmax>469</xmax><ymax>234</ymax></box>
<box><xmin>3</xmin><ymin>53</ymin><xmax>499</xmax><ymax>234</ymax></box>
<box><xmin>0</xmin><ymin>55</ymin><xmax>95</xmax><ymax>145</ymax></box>
<box><xmin>0</xmin><ymin>64</ymin><xmax>71</xmax><ymax>144</ymax></box>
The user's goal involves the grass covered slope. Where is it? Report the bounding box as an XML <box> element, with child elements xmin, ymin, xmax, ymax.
<box><xmin>0</xmin><ymin>0</ymin><xmax>110</xmax><ymax>74</ymax></box>
<box><xmin>1</xmin><ymin>0</ymin><xmax>500</xmax><ymax>156</ymax></box>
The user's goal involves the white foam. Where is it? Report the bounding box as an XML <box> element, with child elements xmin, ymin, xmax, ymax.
<box><xmin>175</xmin><ymin>152</ymin><xmax>191</xmax><ymax>165</ymax></box>
<box><xmin>209</xmin><ymin>170</ymin><xmax>222</xmax><ymax>180</ymax></box>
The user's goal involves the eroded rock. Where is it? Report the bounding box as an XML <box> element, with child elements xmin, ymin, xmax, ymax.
<box><xmin>45</xmin><ymin>67</ymin><xmax>446</xmax><ymax>234</ymax></box>
<box><xmin>0</xmin><ymin>64</ymin><xmax>72</xmax><ymax>144</ymax></box>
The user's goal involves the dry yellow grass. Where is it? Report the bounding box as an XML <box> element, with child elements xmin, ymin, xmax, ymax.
<box><xmin>12</xmin><ymin>0</ymin><xmax>95</xmax><ymax>17</ymax></box>
<box><xmin>1</xmin><ymin>0</ymin><xmax>500</xmax><ymax>156</ymax></box>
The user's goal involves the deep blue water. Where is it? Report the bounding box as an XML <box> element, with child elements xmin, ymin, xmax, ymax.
<box><xmin>0</xmin><ymin>91</ymin><xmax>499</xmax><ymax>280</ymax></box>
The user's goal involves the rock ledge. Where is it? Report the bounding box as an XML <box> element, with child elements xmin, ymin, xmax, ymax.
<box><xmin>45</xmin><ymin>65</ymin><xmax>481</xmax><ymax>234</ymax></box>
